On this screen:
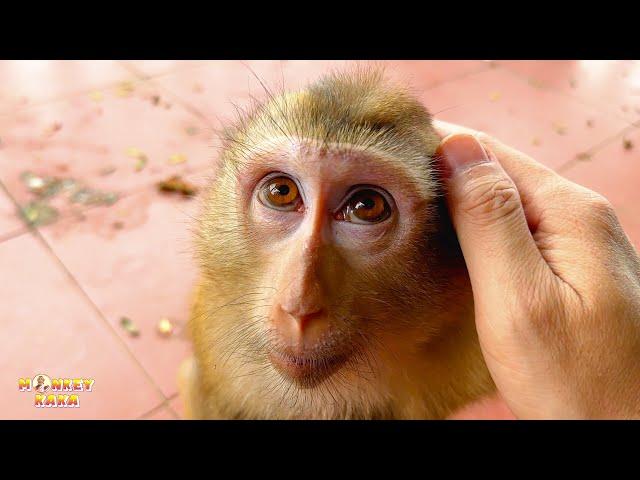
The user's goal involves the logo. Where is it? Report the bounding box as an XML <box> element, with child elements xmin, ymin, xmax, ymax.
<box><xmin>18</xmin><ymin>374</ymin><xmax>95</xmax><ymax>408</ymax></box>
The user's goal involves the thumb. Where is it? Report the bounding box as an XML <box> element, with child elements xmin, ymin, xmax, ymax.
<box><xmin>435</xmin><ymin>134</ymin><xmax>546</xmax><ymax>307</ymax></box>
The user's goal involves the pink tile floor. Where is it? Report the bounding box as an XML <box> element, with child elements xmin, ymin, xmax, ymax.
<box><xmin>1</xmin><ymin>60</ymin><xmax>639</xmax><ymax>419</ymax></box>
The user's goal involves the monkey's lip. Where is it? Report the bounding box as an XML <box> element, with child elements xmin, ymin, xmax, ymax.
<box><xmin>268</xmin><ymin>348</ymin><xmax>349</xmax><ymax>387</ymax></box>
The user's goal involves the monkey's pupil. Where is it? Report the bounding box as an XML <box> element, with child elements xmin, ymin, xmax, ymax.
<box><xmin>277</xmin><ymin>184</ymin><xmax>290</xmax><ymax>196</ymax></box>
<box><xmin>358</xmin><ymin>197</ymin><xmax>375</xmax><ymax>209</ymax></box>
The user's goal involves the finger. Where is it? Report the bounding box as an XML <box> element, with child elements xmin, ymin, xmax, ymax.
<box><xmin>432</xmin><ymin>119</ymin><xmax>562</xmax><ymax>230</ymax></box>
<box><xmin>435</xmin><ymin>133</ymin><xmax>549</xmax><ymax>310</ymax></box>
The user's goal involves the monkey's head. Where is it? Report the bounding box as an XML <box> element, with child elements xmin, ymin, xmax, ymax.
<box><xmin>194</xmin><ymin>68</ymin><xmax>486</xmax><ymax>419</ymax></box>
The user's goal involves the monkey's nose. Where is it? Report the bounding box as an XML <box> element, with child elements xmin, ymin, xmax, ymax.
<box><xmin>290</xmin><ymin>308</ymin><xmax>325</xmax><ymax>331</ymax></box>
<box><xmin>273</xmin><ymin>304</ymin><xmax>331</xmax><ymax>346</ymax></box>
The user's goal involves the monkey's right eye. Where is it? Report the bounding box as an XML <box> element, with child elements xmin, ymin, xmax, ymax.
<box><xmin>257</xmin><ymin>175</ymin><xmax>303</xmax><ymax>212</ymax></box>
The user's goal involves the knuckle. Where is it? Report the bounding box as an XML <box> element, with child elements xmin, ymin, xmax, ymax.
<box><xmin>580</xmin><ymin>191</ymin><xmax>620</xmax><ymax>233</ymax></box>
<box><xmin>457</xmin><ymin>169</ymin><xmax>522</xmax><ymax>226</ymax></box>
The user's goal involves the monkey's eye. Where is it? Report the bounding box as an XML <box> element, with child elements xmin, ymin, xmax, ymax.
<box><xmin>337</xmin><ymin>188</ymin><xmax>392</xmax><ymax>224</ymax></box>
<box><xmin>258</xmin><ymin>175</ymin><xmax>302</xmax><ymax>212</ymax></box>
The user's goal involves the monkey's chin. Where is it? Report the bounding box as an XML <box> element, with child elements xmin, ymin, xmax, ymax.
<box><xmin>268</xmin><ymin>348</ymin><xmax>350</xmax><ymax>389</ymax></box>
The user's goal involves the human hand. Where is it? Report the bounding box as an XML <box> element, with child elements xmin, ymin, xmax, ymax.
<box><xmin>434</xmin><ymin>120</ymin><xmax>640</xmax><ymax>419</ymax></box>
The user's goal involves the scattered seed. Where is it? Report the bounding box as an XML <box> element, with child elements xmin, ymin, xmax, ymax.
<box><xmin>20</xmin><ymin>201</ymin><xmax>59</xmax><ymax>226</ymax></box>
<box><xmin>168</xmin><ymin>153</ymin><xmax>187</xmax><ymax>165</ymax></box>
<box><xmin>134</xmin><ymin>157</ymin><xmax>147</xmax><ymax>172</ymax></box>
<box><xmin>553</xmin><ymin>122</ymin><xmax>567</xmax><ymax>135</ymax></box>
<box><xmin>157</xmin><ymin>175</ymin><xmax>198</xmax><ymax>197</ymax></box>
<box><xmin>586</xmin><ymin>119</ymin><xmax>594</xmax><ymax>128</ymax></box>
<box><xmin>185</xmin><ymin>126</ymin><xmax>199</xmax><ymax>136</ymax></box>
<box><xmin>43</xmin><ymin>122</ymin><xmax>63</xmax><ymax>136</ymax></box>
<box><xmin>576</xmin><ymin>152</ymin><xmax>592</xmax><ymax>161</ymax></box>
<box><xmin>115</xmin><ymin>81</ymin><xmax>135</xmax><ymax>98</ymax></box>
<box><xmin>489</xmin><ymin>91</ymin><xmax>501</xmax><ymax>102</ymax></box>
<box><xmin>531</xmin><ymin>137</ymin><xmax>541</xmax><ymax>146</ymax></box>
<box><xmin>569</xmin><ymin>79</ymin><xmax>577</xmax><ymax>88</ymax></box>
<box><xmin>623</xmin><ymin>138</ymin><xmax>633</xmax><ymax>150</ymax></box>
<box><xmin>99</xmin><ymin>166</ymin><xmax>117</xmax><ymax>176</ymax></box>
<box><xmin>157</xmin><ymin>317</ymin><xmax>174</xmax><ymax>337</ymax></box>
<box><xmin>528</xmin><ymin>78</ymin><xmax>544</xmax><ymax>89</ymax></box>
<box><xmin>112</xmin><ymin>221</ymin><xmax>125</xmax><ymax>230</ymax></box>
<box><xmin>126</xmin><ymin>147</ymin><xmax>148</xmax><ymax>171</ymax></box>
<box><xmin>151</xmin><ymin>95</ymin><xmax>161</xmax><ymax>106</ymax></box>
<box><xmin>126</xmin><ymin>147</ymin><xmax>144</xmax><ymax>158</ymax></box>
<box><xmin>89</xmin><ymin>91</ymin><xmax>104</xmax><ymax>102</ymax></box>
<box><xmin>120</xmin><ymin>317</ymin><xmax>140</xmax><ymax>337</ymax></box>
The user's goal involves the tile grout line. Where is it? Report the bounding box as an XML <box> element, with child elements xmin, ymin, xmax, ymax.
<box><xmin>0</xmin><ymin>61</ymin><xmax>210</xmax><ymax>119</ymax></box>
<box><xmin>556</xmin><ymin>122</ymin><xmax>640</xmax><ymax>174</ymax></box>
<box><xmin>138</xmin><ymin>392</ymin><xmax>180</xmax><ymax>419</ymax></box>
<box><xmin>497</xmin><ymin>62</ymin><xmax>640</xmax><ymax>128</ymax></box>
<box><xmin>0</xmin><ymin>180</ymin><xmax>172</xmax><ymax>411</ymax></box>
<box><xmin>457</xmin><ymin>62</ymin><xmax>640</xmax><ymax>173</ymax></box>
<box><xmin>117</xmin><ymin>59</ymin><xmax>221</xmax><ymax>129</ymax></box>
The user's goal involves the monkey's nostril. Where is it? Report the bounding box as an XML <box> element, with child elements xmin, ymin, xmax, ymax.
<box><xmin>295</xmin><ymin>309</ymin><xmax>324</xmax><ymax>329</ymax></box>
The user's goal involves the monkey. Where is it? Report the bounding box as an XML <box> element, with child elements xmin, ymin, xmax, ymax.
<box><xmin>178</xmin><ymin>67</ymin><xmax>496</xmax><ymax>419</ymax></box>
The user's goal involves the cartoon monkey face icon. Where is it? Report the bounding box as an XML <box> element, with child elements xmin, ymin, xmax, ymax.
<box><xmin>32</xmin><ymin>374</ymin><xmax>51</xmax><ymax>393</ymax></box>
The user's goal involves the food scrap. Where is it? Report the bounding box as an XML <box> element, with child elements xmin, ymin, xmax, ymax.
<box><xmin>120</xmin><ymin>317</ymin><xmax>140</xmax><ymax>337</ymax></box>
<box><xmin>70</xmin><ymin>188</ymin><xmax>118</xmax><ymax>206</ymax></box>
<box><xmin>168</xmin><ymin>153</ymin><xmax>187</xmax><ymax>165</ymax></box>
<box><xmin>157</xmin><ymin>175</ymin><xmax>198</xmax><ymax>197</ymax></box>
<box><xmin>157</xmin><ymin>317</ymin><xmax>174</xmax><ymax>337</ymax></box>
<box><xmin>20</xmin><ymin>201</ymin><xmax>59</xmax><ymax>227</ymax></box>
<box><xmin>21</xmin><ymin>171</ymin><xmax>61</xmax><ymax>198</ymax></box>
<box><xmin>17</xmin><ymin>170</ymin><xmax>120</xmax><ymax>227</ymax></box>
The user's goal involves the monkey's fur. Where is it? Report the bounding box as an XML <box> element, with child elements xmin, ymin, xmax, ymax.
<box><xmin>180</xmin><ymin>68</ymin><xmax>495</xmax><ymax>419</ymax></box>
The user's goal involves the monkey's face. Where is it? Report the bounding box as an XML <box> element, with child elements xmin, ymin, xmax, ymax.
<box><xmin>194</xmin><ymin>72</ymin><xmax>473</xmax><ymax>418</ymax></box>
<box><xmin>198</xmin><ymin>139</ymin><xmax>470</xmax><ymax>417</ymax></box>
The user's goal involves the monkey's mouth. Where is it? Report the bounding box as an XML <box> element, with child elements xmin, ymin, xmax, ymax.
<box><xmin>268</xmin><ymin>348</ymin><xmax>350</xmax><ymax>388</ymax></box>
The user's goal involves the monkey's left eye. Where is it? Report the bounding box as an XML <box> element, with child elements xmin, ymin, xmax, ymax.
<box><xmin>336</xmin><ymin>187</ymin><xmax>392</xmax><ymax>224</ymax></box>
<box><xmin>257</xmin><ymin>175</ymin><xmax>302</xmax><ymax>212</ymax></box>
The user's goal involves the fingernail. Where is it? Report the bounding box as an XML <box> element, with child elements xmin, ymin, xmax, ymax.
<box><xmin>436</xmin><ymin>134</ymin><xmax>491</xmax><ymax>175</ymax></box>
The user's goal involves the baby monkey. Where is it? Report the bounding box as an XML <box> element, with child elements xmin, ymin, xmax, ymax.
<box><xmin>180</xmin><ymin>68</ymin><xmax>495</xmax><ymax>419</ymax></box>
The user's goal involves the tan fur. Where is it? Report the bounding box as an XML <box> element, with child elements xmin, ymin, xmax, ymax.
<box><xmin>179</xmin><ymin>67</ymin><xmax>495</xmax><ymax>419</ymax></box>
